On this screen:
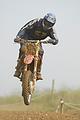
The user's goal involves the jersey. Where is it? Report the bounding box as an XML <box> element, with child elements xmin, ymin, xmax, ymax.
<box><xmin>17</xmin><ymin>18</ymin><xmax>57</xmax><ymax>40</ymax></box>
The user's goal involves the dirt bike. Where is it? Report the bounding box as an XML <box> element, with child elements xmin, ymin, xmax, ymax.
<box><xmin>14</xmin><ymin>37</ymin><xmax>52</xmax><ymax>105</ymax></box>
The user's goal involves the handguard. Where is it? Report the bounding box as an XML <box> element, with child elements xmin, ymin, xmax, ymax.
<box><xmin>49</xmin><ymin>39</ymin><xmax>58</xmax><ymax>45</ymax></box>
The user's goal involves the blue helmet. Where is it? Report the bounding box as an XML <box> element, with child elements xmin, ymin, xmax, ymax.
<box><xmin>43</xmin><ymin>13</ymin><xmax>56</xmax><ymax>29</ymax></box>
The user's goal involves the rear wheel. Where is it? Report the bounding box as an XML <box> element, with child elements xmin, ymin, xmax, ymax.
<box><xmin>22</xmin><ymin>70</ymin><xmax>33</xmax><ymax>105</ymax></box>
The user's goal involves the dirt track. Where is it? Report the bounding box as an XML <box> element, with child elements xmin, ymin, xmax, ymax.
<box><xmin>0</xmin><ymin>111</ymin><xmax>80</xmax><ymax>120</ymax></box>
<box><xmin>0</xmin><ymin>101</ymin><xmax>80</xmax><ymax>120</ymax></box>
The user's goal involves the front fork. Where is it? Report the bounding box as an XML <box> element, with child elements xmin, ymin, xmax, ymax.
<box><xmin>33</xmin><ymin>40</ymin><xmax>40</xmax><ymax>88</ymax></box>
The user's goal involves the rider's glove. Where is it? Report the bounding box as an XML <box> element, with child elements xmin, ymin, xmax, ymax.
<box><xmin>14</xmin><ymin>36</ymin><xmax>21</xmax><ymax>43</ymax></box>
<box><xmin>49</xmin><ymin>39</ymin><xmax>58</xmax><ymax>45</ymax></box>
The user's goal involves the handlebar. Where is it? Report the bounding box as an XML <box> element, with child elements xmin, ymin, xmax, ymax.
<box><xmin>14</xmin><ymin>37</ymin><xmax>52</xmax><ymax>44</ymax></box>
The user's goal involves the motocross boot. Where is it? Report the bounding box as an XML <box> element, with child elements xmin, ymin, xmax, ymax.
<box><xmin>14</xmin><ymin>47</ymin><xmax>23</xmax><ymax>79</ymax></box>
<box><xmin>14</xmin><ymin>59</ymin><xmax>22</xmax><ymax>79</ymax></box>
<box><xmin>36</xmin><ymin>55</ymin><xmax>43</xmax><ymax>80</ymax></box>
<box><xmin>14</xmin><ymin>70</ymin><xmax>21</xmax><ymax>79</ymax></box>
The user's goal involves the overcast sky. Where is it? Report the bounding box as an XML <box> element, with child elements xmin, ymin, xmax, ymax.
<box><xmin>0</xmin><ymin>0</ymin><xmax>80</xmax><ymax>96</ymax></box>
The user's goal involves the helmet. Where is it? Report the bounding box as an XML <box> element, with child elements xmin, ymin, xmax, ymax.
<box><xmin>43</xmin><ymin>13</ymin><xmax>56</xmax><ymax>30</ymax></box>
<box><xmin>44</xmin><ymin>13</ymin><xmax>56</xmax><ymax>24</ymax></box>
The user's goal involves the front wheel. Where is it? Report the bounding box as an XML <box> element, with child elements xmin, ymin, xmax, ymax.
<box><xmin>22</xmin><ymin>70</ymin><xmax>33</xmax><ymax>105</ymax></box>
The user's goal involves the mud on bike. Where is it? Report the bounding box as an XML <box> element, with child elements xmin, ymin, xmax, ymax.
<box><xmin>14</xmin><ymin>37</ymin><xmax>52</xmax><ymax>105</ymax></box>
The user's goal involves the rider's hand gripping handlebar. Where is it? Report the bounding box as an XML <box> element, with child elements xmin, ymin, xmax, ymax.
<box><xmin>14</xmin><ymin>36</ymin><xmax>57</xmax><ymax>45</ymax></box>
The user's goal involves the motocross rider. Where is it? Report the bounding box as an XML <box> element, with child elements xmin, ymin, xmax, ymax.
<box><xmin>14</xmin><ymin>13</ymin><xmax>59</xmax><ymax>80</ymax></box>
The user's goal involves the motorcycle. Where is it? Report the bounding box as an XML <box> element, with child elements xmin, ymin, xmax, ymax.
<box><xmin>14</xmin><ymin>37</ymin><xmax>52</xmax><ymax>105</ymax></box>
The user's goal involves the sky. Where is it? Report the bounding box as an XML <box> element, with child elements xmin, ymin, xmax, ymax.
<box><xmin>0</xmin><ymin>0</ymin><xmax>80</xmax><ymax>96</ymax></box>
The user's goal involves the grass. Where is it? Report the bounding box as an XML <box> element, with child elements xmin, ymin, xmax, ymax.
<box><xmin>0</xmin><ymin>95</ymin><xmax>22</xmax><ymax>105</ymax></box>
<box><xmin>0</xmin><ymin>89</ymin><xmax>80</xmax><ymax>112</ymax></box>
